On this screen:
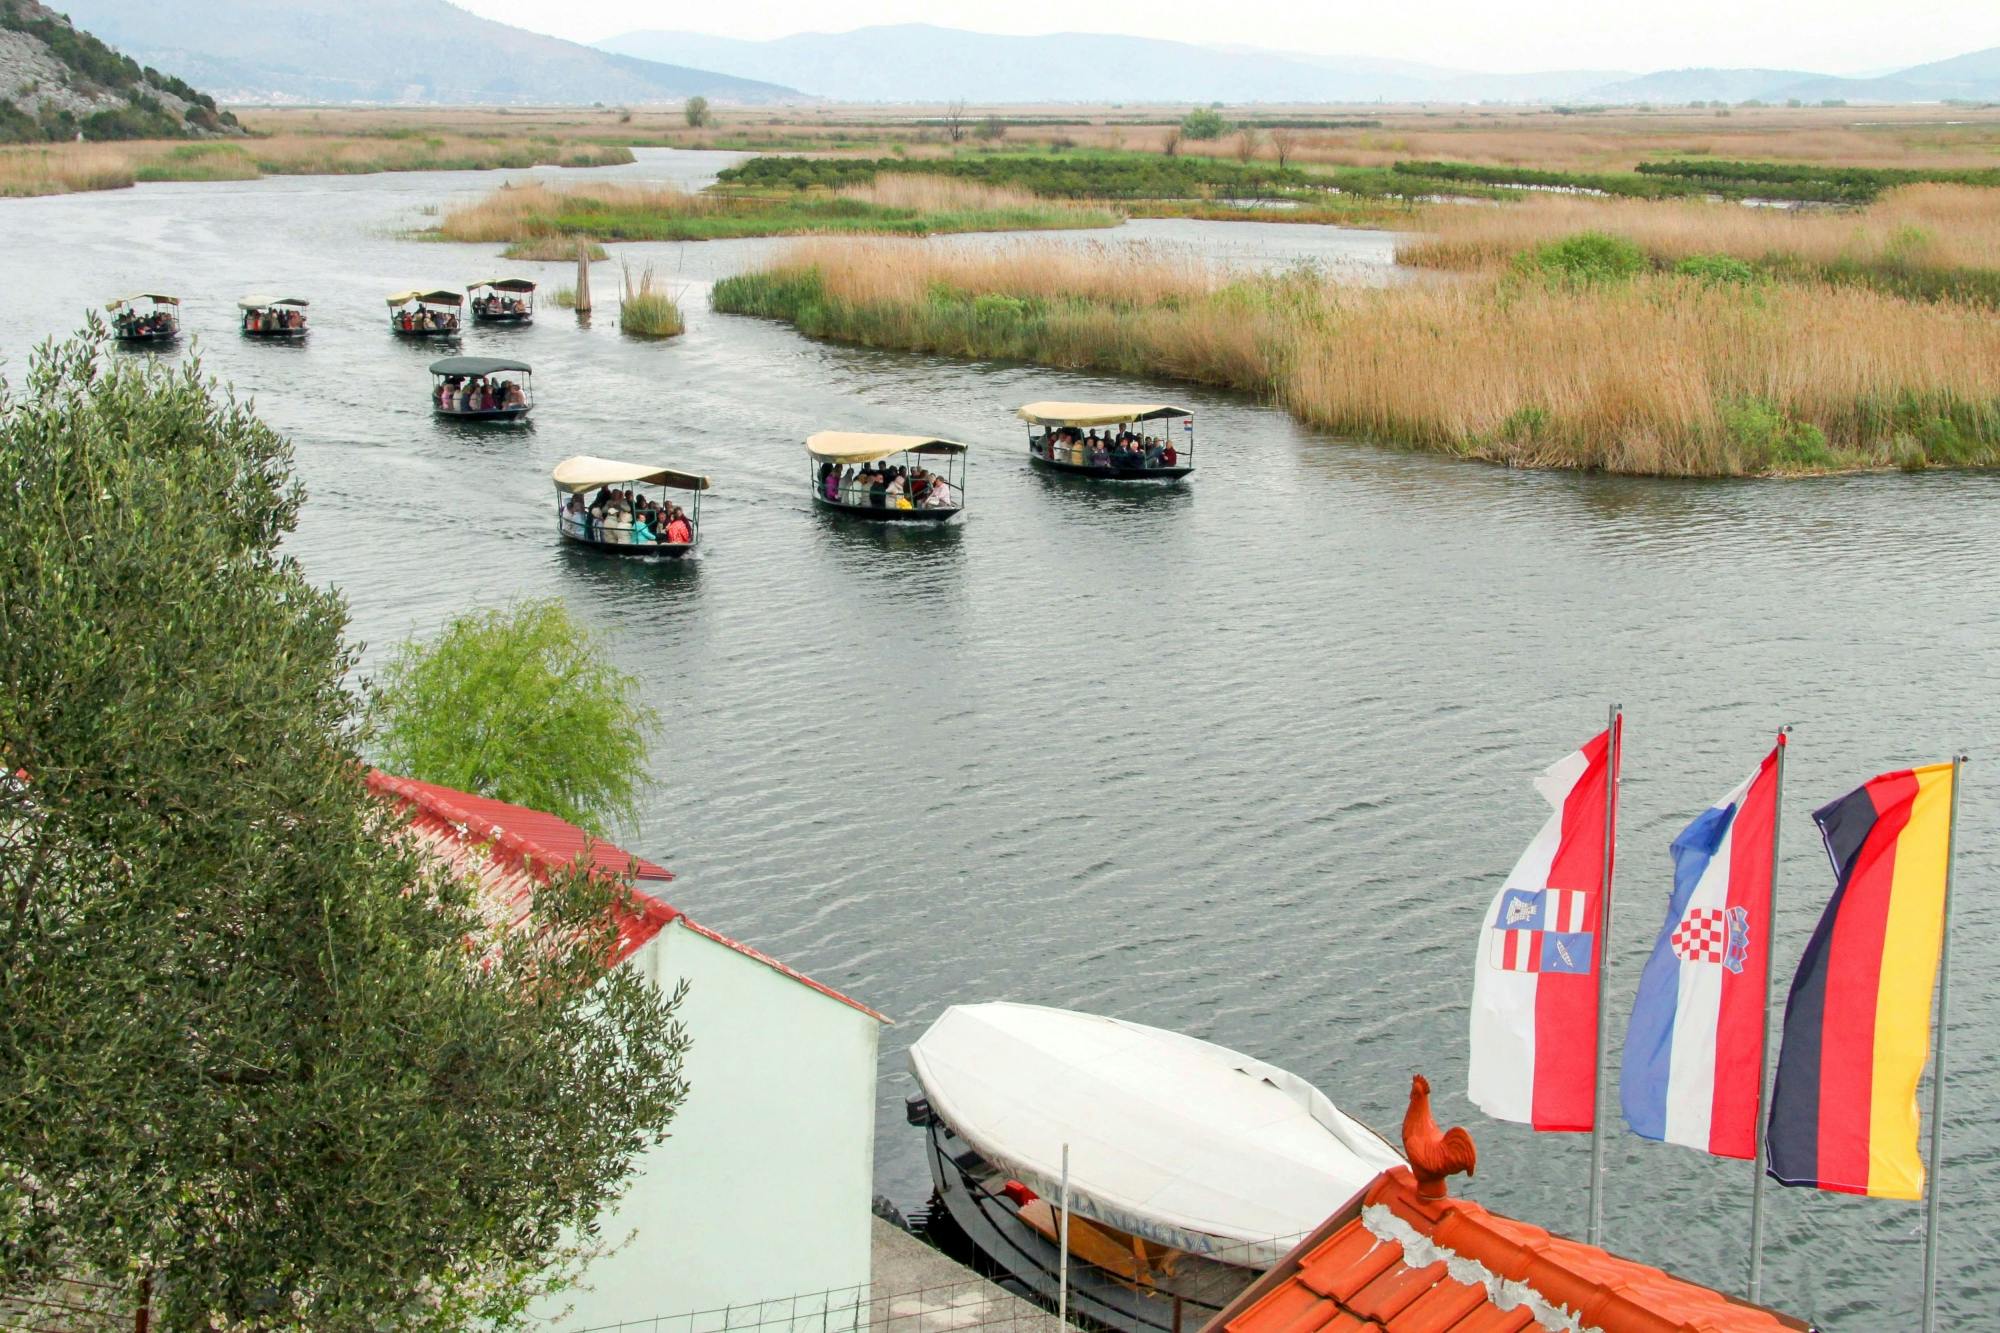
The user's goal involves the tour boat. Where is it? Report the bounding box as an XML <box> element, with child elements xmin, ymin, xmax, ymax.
<box><xmin>1019</xmin><ymin>402</ymin><xmax>1196</xmax><ymax>480</ymax></box>
<box><xmin>387</xmin><ymin>289</ymin><xmax>463</xmax><ymax>339</ymax></box>
<box><xmin>430</xmin><ymin>356</ymin><xmax>534</xmax><ymax>422</ymax></box>
<box><xmin>553</xmin><ymin>455</ymin><xmax>710</xmax><ymax>559</ymax></box>
<box><xmin>470</xmin><ymin>277</ymin><xmax>536</xmax><ymax>325</ymax></box>
<box><xmin>806</xmin><ymin>431</ymin><xmax>967</xmax><ymax>522</ymax></box>
<box><xmin>106</xmin><ymin>293</ymin><xmax>181</xmax><ymax>344</ymax></box>
<box><xmin>238</xmin><ymin>295</ymin><xmax>309</xmax><ymax>340</ymax></box>
<box><xmin>907</xmin><ymin>1003</ymin><xmax>1402</xmax><ymax>1333</ymax></box>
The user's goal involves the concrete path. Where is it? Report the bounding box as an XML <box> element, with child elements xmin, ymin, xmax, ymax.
<box><xmin>869</xmin><ymin>1219</ymin><xmax>1070</xmax><ymax>1333</ymax></box>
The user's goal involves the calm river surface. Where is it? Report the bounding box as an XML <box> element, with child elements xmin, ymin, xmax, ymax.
<box><xmin>3</xmin><ymin>149</ymin><xmax>1994</xmax><ymax>1329</ymax></box>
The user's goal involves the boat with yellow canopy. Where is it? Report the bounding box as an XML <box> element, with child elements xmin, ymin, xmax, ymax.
<box><xmin>387</xmin><ymin>289</ymin><xmax>463</xmax><ymax>339</ymax></box>
<box><xmin>105</xmin><ymin>293</ymin><xmax>180</xmax><ymax>344</ymax></box>
<box><xmin>238</xmin><ymin>295</ymin><xmax>309</xmax><ymax>340</ymax></box>
<box><xmin>552</xmin><ymin>455</ymin><xmax>710</xmax><ymax>558</ymax></box>
<box><xmin>470</xmin><ymin>277</ymin><xmax>536</xmax><ymax>325</ymax></box>
<box><xmin>806</xmin><ymin>431</ymin><xmax>966</xmax><ymax>521</ymax></box>
<box><xmin>1017</xmin><ymin>402</ymin><xmax>1194</xmax><ymax>480</ymax></box>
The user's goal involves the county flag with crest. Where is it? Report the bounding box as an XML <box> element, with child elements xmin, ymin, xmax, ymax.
<box><xmin>1620</xmin><ymin>741</ymin><xmax>1782</xmax><ymax>1159</ymax></box>
<box><xmin>1468</xmin><ymin>719</ymin><xmax>1619</xmax><ymax>1131</ymax></box>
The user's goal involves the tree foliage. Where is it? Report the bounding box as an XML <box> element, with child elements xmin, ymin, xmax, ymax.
<box><xmin>0</xmin><ymin>326</ymin><xmax>690</xmax><ymax>1331</ymax></box>
<box><xmin>1179</xmin><ymin>108</ymin><xmax>1227</xmax><ymax>140</ymax></box>
<box><xmin>683</xmin><ymin>95</ymin><xmax>711</xmax><ymax>128</ymax></box>
<box><xmin>368</xmin><ymin>599</ymin><xmax>660</xmax><ymax>837</ymax></box>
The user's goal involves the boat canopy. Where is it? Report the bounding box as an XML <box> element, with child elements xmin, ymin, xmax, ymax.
<box><xmin>106</xmin><ymin>293</ymin><xmax>179</xmax><ymax>309</ymax></box>
<box><xmin>552</xmin><ymin>455</ymin><xmax>711</xmax><ymax>494</ymax></box>
<box><xmin>805</xmin><ymin>431</ymin><xmax>970</xmax><ymax>465</ymax></box>
<box><xmin>1016</xmin><ymin>402</ymin><xmax>1191</xmax><ymax>428</ymax></box>
<box><xmin>238</xmin><ymin>295</ymin><xmax>309</xmax><ymax>310</ymax></box>
<box><xmin>387</xmin><ymin>289</ymin><xmax>463</xmax><ymax>306</ymax></box>
<box><xmin>909</xmin><ymin>1002</ymin><xmax>1404</xmax><ymax>1268</ymax></box>
<box><xmin>471</xmin><ymin>277</ymin><xmax>537</xmax><ymax>293</ymax></box>
<box><xmin>429</xmin><ymin>356</ymin><xmax>532</xmax><ymax>377</ymax></box>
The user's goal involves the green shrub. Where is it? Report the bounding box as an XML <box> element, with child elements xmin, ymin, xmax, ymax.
<box><xmin>1180</xmin><ymin>108</ymin><xmax>1228</xmax><ymax>140</ymax></box>
<box><xmin>1517</xmin><ymin>231</ymin><xmax>1646</xmax><ymax>286</ymax></box>
<box><xmin>1722</xmin><ymin>397</ymin><xmax>1834</xmax><ymax>470</ymax></box>
<box><xmin>1674</xmin><ymin>253</ymin><xmax>1763</xmax><ymax>286</ymax></box>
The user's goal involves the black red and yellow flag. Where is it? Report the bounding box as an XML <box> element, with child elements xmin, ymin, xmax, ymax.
<box><xmin>1765</xmin><ymin>763</ymin><xmax>1956</xmax><ymax>1199</ymax></box>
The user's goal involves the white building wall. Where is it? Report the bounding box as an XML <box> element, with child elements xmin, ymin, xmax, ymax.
<box><xmin>544</xmin><ymin>921</ymin><xmax>882</xmax><ymax>1332</ymax></box>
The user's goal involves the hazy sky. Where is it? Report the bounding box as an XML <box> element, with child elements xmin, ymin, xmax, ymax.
<box><xmin>454</xmin><ymin>0</ymin><xmax>1999</xmax><ymax>74</ymax></box>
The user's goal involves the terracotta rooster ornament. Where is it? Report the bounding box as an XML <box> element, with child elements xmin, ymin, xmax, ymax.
<box><xmin>1402</xmin><ymin>1073</ymin><xmax>1477</xmax><ymax>1199</ymax></box>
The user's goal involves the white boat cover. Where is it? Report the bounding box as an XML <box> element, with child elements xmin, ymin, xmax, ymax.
<box><xmin>909</xmin><ymin>1003</ymin><xmax>1404</xmax><ymax>1268</ymax></box>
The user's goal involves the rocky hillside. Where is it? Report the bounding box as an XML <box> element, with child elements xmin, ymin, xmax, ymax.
<box><xmin>0</xmin><ymin>0</ymin><xmax>238</xmax><ymax>142</ymax></box>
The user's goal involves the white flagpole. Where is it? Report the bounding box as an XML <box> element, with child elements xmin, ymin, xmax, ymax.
<box><xmin>1747</xmin><ymin>727</ymin><xmax>1790</xmax><ymax>1305</ymax></box>
<box><xmin>1058</xmin><ymin>1143</ymin><xmax>1071</xmax><ymax>1330</ymax></box>
<box><xmin>1920</xmin><ymin>755</ymin><xmax>1965</xmax><ymax>1333</ymax></box>
<box><xmin>1587</xmin><ymin>702</ymin><xmax>1622</xmax><ymax>1249</ymax></box>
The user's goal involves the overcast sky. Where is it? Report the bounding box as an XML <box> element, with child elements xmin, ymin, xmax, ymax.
<box><xmin>454</xmin><ymin>0</ymin><xmax>1999</xmax><ymax>74</ymax></box>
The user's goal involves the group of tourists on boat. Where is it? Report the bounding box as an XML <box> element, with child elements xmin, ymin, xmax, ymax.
<box><xmin>1038</xmin><ymin>426</ymin><xmax>1179</xmax><ymax>471</ymax></box>
<box><xmin>396</xmin><ymin>305</ymin><xmax>460</xmax><ymax>334</ymax></box>
<box><xmin>107</xmin><ymin>294</ymin><xmax>180</xmax><ymax>341</ymax></box>
<box><xmin>239</xmin><ymin>296</ymin><xmax>309</xmax><ymax>337</ymax></box>
<box><xmin>434</xmin><ymin>374</ymin><xmax>527</xmax><ymax>413</ymax></box>
<box><xmin>469</xmin><ymin>278</ymin><xmax>536</xmax><ymax>324</ymax></box>
<box><xmin>561</xmin><ymin>487</ymin><xmax>694</xmax><ymax>546</ymax></box>
<box><xmin>817</xmin><ymin>460</ymin><xmax>958</xmax><ymax>511</ymax></box>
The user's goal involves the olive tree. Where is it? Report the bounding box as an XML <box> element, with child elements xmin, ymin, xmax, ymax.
<box><xmin>0</xmin><ymin>325</ymin><xmax>690</xmax><ymax>1331</ymax></box>
<box><xmin>367</xmin><ymin>599</ymin><xmax>659</xmax><ymax>837</ymax></box>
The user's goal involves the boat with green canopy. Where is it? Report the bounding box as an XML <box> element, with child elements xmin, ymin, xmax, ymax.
<box><xmin>470</xmin><ymin>277</ymin><xmax>536</xmax><ymax>325</ymax></box>
<box><xmin>430</xmin><ymin>356</ymin><xmax>533</xmax><ymax>422</ymax></box>
<box><xmin>238</xmin><ymin>296</ymin><xmax>309</xmax><ymax>340</ymax></box>
<box><xmin>388</xmin><ymin>289</ymin><xmax>463</xmax><ymax>339</ymax></box>
<box><xmin>1017</xmin><ymin>402</ymin><xmax>1194</xmax><ymax>480</ymax></box>
<box><xmin>106</xmin><ymin>293</ymin><xmax>180</xmax><ymax>344</ymax></box>
<box><xmin>807</xmin><ymin>431</ymin><xmax>967</xmax><ymax>521</ymax></box>
<box><xmin>553</xmin><ymin>456</ymin><xmax>709</xmax><ymax>559</ymax></box>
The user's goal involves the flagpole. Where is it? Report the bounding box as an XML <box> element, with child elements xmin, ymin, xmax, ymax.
<box><xmin>1747</xmin><ymin>726</ymin><xmax>1790</xmax><ymax>1305</ymax></box>
<box><xmin>1920</xmin><ymin>754</ymin><xmax>1965</xmax><ymax>1333</ymax></box>
<box><xmin>1587</xmin><ymin>702</ymin><xmax>1622</xmax><ymax>1249</ymax></box>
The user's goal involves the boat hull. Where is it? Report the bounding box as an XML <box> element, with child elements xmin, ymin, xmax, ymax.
<box><xmin>918</xmin><ymin>1111</ymin><xmax>1249</xmax><ymax>1333</ymax></box>
<box><xmin>242</xmin><ymin>328</ymin><xmax>306</xmax><ymax>340</ymax></box>
<box><xmin>1030</xmin><ymin>453</ymin><xmax>1192</xmax><ymax>481</ymax></box>
<box><xmin>558</xmin><ymin>525</ymin><xmax>694</xmax><ymax>559</ymax></box>
<box><xmin>473</xmin><ymin>312</ymin><xmax>533</xmax><ymax>325</ymax></box>
<box><xmin>814</xmin><ymin>494</ymin><xmax>960</xmax><ymax>522</ymax></box>
<box><xmin>392</xmin><ymin>327</ymin><xmax>459</xmax><ymax>340</ymax></box>
<box><xmin>435</xmin><ymin>406</ymin><xmax>531</xmax><ymax>423</ymax></box>
<box><xmin>113</xmin><ymin>331</ymin><xmax>179</xmax><ymax>345</ymax></box>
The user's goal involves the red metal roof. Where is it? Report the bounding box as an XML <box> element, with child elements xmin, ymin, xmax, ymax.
<box><xmin>1209</xmin><ymin>1167</ymin><xmax>1809</xmax><ymax>1333</ymax></box>
<box><xmin>368</xmin><ymin>771</ymin><xmax>887</xmax><ymax>1021</ymax></box>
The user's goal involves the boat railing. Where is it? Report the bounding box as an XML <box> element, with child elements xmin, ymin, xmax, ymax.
<box><xmin>563</xmin><ymin>1272</ymin><xmax>1073</xmax><ymax>1333</ymax></box>
<box><xmin>1030</xmin><ymin>432</ymin><xmax>1192</xmax><ymax>470</ymax></box>
<box><xmin>560</xmin><ymin>512</ymin><xmax>695</xmax><ymax>547</ymax></box>
<box><xmin>820</xmin><ymin>482</ymin><xmax>962</xmax><ymax>512</ymax></box>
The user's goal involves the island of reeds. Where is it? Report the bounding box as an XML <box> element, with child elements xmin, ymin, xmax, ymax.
<box><xmin>712</xmin><ymin>181</ymin><xmax>2000</xmax><ymax>477</ymax></box>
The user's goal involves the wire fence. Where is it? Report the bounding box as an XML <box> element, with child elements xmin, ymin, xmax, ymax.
<box><xmin>0</xmin><ymin>1276</ymin><xmax>128</xmax><ymax>1333</ymax></box>
<box><xmin>566</xmin><ymin>1272</ymin><xmax>1074</xmax><ymax>1333</ymax></box>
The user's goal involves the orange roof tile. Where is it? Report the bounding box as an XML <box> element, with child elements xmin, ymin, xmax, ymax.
<box><xmin>1208</xmin><ymin>1167</ymin><xmax>1810</xmax><ymax>1333</ymax></box>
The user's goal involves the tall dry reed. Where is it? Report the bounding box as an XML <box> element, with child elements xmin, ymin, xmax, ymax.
<box><xmin>717</xmin><ymin>238</ymin><xmax>2000</xmax><ymax>476</ymax></box>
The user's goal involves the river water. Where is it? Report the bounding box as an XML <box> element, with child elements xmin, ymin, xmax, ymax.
<box><xmin>2</xmin><ymin>149</ymin><xmax>1994</xmax><ymax>1329</ymax></box>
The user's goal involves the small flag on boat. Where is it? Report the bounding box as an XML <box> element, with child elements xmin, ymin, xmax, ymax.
<box><xmin>1468</xmin><ymin>719</ymin><xmax>1619</xmax><ymax>1132</ymax></box>
<box><xmin>1621</xmin><ymin>742</ymin><xmax>1782</xmax><ymax>1159</ymax></box>
<box><xmin>1766</xmin><ymin>763</ymin><xmax>1956</xmax><ymax>1198</ymax></box>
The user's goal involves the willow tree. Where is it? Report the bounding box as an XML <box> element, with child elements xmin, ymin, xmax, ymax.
<box><xmin>0</xmin><ymin>325</ymin><xmax>689</xmax><ymax>1330</ymax></box>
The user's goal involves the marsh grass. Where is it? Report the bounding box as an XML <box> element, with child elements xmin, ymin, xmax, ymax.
<box><xmin>618</xmin><ymin>264</ymin><xmax>683</xmax><ymax>338</ymax></box>
<box><xmin>501</xmin><ymin>238</ymin><xmax>609</xmax><ymax>261</ymax></box>
<box><xmin>1400</xmin><ymin>185</ymin><xmax>2000</xmax><ymax>303</ymax></box>
<box><xmin>436</xmin><ymin>176</ymin><xmax>1118</xmax><ymax>246</ymax></box>
<box><xmin>714</xmin><ymin>238</ymin><xmax>2000</xmax><ymax>476</ymax></box>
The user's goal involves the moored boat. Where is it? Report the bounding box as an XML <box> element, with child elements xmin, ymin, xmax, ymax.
<box><xmin>806</xmin><ymin>431</ymin><xmax>967</xmax><ymax>521</ymax></box>
<box><xmin>907</xmin><ymin>1003</ymin><xmax>1403</xmax><ymax>1333</ymax></box>
<box><xmin>1019</xmin><ymin>402</ymin><xmax>1195</xmax><ymax>480</ymax></box>
<box><xmin>430</xmin><ymin>356</ymin><xmax>533</xmax><ymax>422</ymax></box>
<box><xmin>470</xmin><ymin>277</ymin><xmax>536</xmax><ymax>325</ymax></box>
<box><xmin>106</xmin><ymin>293</ymin><xmax>180</xmax><ymax>344</ymax></box>
<box><xmin>553</xmin><ymin>455</ymin><xmax>710</xmax><ymax>559</ymax></box>
<box><xmin>238</xmin><ymin>295</ymin><xmax>309</xmax><ymax>340</ymax></box>
<box><xmin>388</xmin><ymin>289</ymin><xmax>463</xmax><ymax>339</ymax></box>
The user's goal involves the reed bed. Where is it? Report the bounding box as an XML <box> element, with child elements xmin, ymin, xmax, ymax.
<box><xmin>618</xmin><ymin>264</ymin><xmax>684</xmax><ymax>338</ymax></box>
<box><xmin>1401</xmin><ymin>185</ymin><xmax>2000</xmax><ymax>273</ymax></box>
<box><xmin>436</xmin><ymin>176</ymin><xmax>1117</xmax><ymax>246</ymax></box>
<box><xmin>713</xmin><ymin>238</ymin><xmax>2000</xmax><ymax>476</ymax></box>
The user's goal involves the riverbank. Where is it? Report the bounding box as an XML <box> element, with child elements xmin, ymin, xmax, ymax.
<box><xmin>712</xmin><ymin>238</ymin><xmax>2000</xmax><ymax>476</ymax></box>
<box><xmin>434</xmin><ymin>177</ymin><xmax>1120</xmax><ymax>250</ymax></box>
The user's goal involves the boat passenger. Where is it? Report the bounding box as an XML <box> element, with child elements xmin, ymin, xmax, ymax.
<box><xmin>632</xmin><ymin>510</ymin><xmax>656</xmax><ymax>543</ymax></box>
<box><xmin>925</xmin><ymin>475</ymin><xmax>956</xmax><ymax>508</ymax></box>
<box><xmin>665</xmin><ymin>507</ymin><xmax>693</xmax><ymax>544</ymax></box>
<box><xmin>1087</xmin><ymin>441</ymin><xmax>1110</xmax><ymax>467</ymax></box>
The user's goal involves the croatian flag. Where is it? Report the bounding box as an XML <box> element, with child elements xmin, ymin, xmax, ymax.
<box><xmin>1620</xmin><ymin>740</ymin><xmax>1781</xmax><ymax>1159</ymax></box>
<box><xmin>1468</xmin><ymin>719</ymin><xmax>1620</xmax><ymax>1132</ymax></box>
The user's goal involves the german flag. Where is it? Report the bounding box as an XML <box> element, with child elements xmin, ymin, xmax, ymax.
<box><xmin>1765</xmin><ymin>763</ymin><xmax>1957</xmax><ymax>1199</ymax></box>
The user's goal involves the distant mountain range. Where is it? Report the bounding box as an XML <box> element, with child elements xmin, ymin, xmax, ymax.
<box><xmin>51</xmin><ymin>0</ymin><xmax>795</xmax><ymax>105</ymax></box>
<box><xmin>599</xmin><ymin>24</ymin><xmax>2000</xmax><ymax>106</ymax></box>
